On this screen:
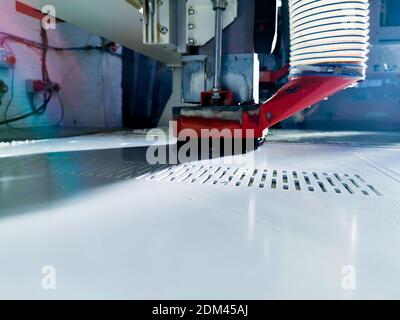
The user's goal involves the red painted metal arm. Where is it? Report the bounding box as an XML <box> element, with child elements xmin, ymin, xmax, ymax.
<box><xmin>175</xmin><ymin>75</ymin><xmax>361</xmax><ymax>140</ymax></box>
<box><xmin>259</xmin><ymin>75</ymin><xmax>357</xmax><ymax>130</ymax></box>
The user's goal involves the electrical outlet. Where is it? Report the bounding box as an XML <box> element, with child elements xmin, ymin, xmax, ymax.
<box><xmin>0</xmin><ymin>47</ymin><xmax>16</xmax><ymax>69</ymax></box>
<box><xmin>26</xmin><ymin>79</ymin><xmax>60</xmax><ymax>94</ymax></box>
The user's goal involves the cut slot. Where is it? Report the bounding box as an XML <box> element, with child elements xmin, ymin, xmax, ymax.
<box><xmin>218</xmin><ymin>170</ymin><xmax>228</xmax><ymax>179</ymax></box>
<box><xmin>335</xmin><ymin>188</ymin><xmax>341</xmax><ymax>194</ymax></box>
<box><xmin>179</xmin><ymin>174</ymin><xmax>192</xmax><ymax>182</ymax></box>
<box><xmin>304</xmin><ymin>176</ymin><xmax>311</xmax><ymax>185</ymax></box>
<box><xmin>334</xmin><ymin>173</ymin><xmax>342</xmax><ymax>181</ymax></box>
<box><xmin>342</xmin><ymin>183</ymin><xmax>355</xmax><ymax>195</ymax></box>
<box><xmin>368</xmin><ymin>184</ymin><xmax>383</xmax><ymax>196</ymax></box>
<box><xmin>191</xmin><ymin>166</ymin><xmax>204</xmax><ymax>174</ymax></box>
<box><xmin>196</xmin><ymin>170</ymin><xmax>208</xmax><ymax>179</ymax></box>
<box><xmin>156</xmin><ymin>171</ymin><xmax>175</xmax><ymax>181</ymax></box>
<box><xmin>135</xmin><ymin>172</ymin><xmax>152</xmax><ymax>180</ymax></box>
<box><xmin>202</xmin><ymin>175</ymin><xmax>213</xmax><ymax>184</ymax></box>
<box><xmin>261</xmin><ymin>173</ymin><xmax>267</xmax><ymax>183</ymax></box>
<box><xmin>283</xmin><ymin>174</ymin><xmax>288</xmax><ymax>184</ymax></box>
<box><xmin>271</xmin><ymin>179</ymin><xmax>277</xmax><ymax>189</ymax></box>
<box><xmin>355</xmin><ymin>174</ymin><xmax>366</xmax><ymax>183</ymax></box>
<box><xmin>225</xmin><ymin>176</ymin><xmax>234</xmax><ymax>185</ymax></box>
<box><xmin>308</xmin><ymin>186</ymin><xmax>314</xmax><ymax>192</ymax></box>
<box><xmin>294</xmin><ymin>180</ymin><xmax>301</xmax><ymax>190</ymax></box>
<box><xmin>318</xmin><ymin>181</ymin><xmax>327</xmax><ymax>192</ymax></box>
<box><xmin>326</xmin><ymin>177</ymin><xmax>335</xmax><ymax>186</ymax></box>
<box><xmin>349</xmin><ymin>178</ymin><xmax>360</xmax><ymax>188</ymax></box>
<box><xmin>174</xmin><ymin>169</ymin><xmax>190</xmax><ymax>178</ymax></box>
<box><xmin>212</xmin><ymin>167</ymin><xmax>222</xmax><ymax>174</ymax></box>
<box><xmin>293</xmin><ymin>171</ymin><xmax>298</xmax><ymax>179</ymax></box>
<box><xmin>283</xmin><ymin>185</ymin><xmax>289</xmax><ymax>190</ymax></box>
<box><xmin>248</xmin><ymin>177</ymin><xmax>255</xmax><ymax>187</ymax></box>
<box><xmin>145</xmin><ymin>168</ymin><xmax>169</xmax><ymax>180</ymax></box>
<box><xmin>313</xmin><ymin>172</ymin><xmax>320</xmax><ymax>180</ymax></box>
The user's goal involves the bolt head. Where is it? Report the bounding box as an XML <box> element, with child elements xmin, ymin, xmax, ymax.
<box><xmin>160</xmin><ymin>26</ymin><xmax>168</xmax><ymax>34</ymax></box>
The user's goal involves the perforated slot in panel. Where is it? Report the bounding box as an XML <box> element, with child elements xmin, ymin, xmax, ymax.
<box><xmin>142</xmin><ymin>164</ymin><xmax>384</xmax><ymax>197</ymax></box>
<box><xmin>0</xmin><ymin>156</ymin><xmax>385</xmax><ymax>197</ymax></box>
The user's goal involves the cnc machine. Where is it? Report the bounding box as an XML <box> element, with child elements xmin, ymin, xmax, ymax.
<box><xmin>20</xmin><ymin>0</ymin><xmax>370</xmax><ymax>145</ymax></box>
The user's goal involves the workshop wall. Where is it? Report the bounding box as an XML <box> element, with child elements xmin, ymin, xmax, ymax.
<box><xmin>0</xmin><ymin>1</ymin><xmax>122</xmax><ymax>128</ymax></box>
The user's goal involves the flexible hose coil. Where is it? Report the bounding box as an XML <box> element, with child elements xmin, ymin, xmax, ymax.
<box><xmin>288</xmin><ymin>0</ymin><xmax>370</xmax><ymax>79</ymax></box>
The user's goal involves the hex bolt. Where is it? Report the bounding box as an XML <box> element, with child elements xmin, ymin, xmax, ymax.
<box><xmin>188</xmin><ymin>7</ymin><xmax>195</xmax><ymax>15</ymax></box>
<box><xmin>188</xmin><ymin>38</ymin><xmax>196</xmax><ymax>46</ymax></box>
<box><xmin>212</xmin><ymin>0</ymin><xmax>228</xmax><ymax>10</ymax></box>
<box><xmin>266</xmin><ymin>112</ymin><xmax>273</xmax><ymax>120</ymax></box>
<box><xmin>160</xmin><ymin>26</ymin><xmax>168</xmax><ymax>34</ymax></box>
<box><xmin>188</xmin><ymin>23</ymin><xmax>195</xmax><ymax>30</ymax></box>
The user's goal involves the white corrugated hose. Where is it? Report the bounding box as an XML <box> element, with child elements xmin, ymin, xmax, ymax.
<box><xmin>289</xmin><ymin>0</ymin><xmax>370</xmax><ymax>70</ymax></box>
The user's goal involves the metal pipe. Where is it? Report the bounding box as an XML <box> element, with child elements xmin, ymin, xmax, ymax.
<box><xmin>213</xmin><ymin>7</ymin><xmax>224</xmax><ymax>91</ymax></box>
<box><xmin>211</xmin><ymin>0</ymin><xmax>227</xmax><ymax>94</ymax></box>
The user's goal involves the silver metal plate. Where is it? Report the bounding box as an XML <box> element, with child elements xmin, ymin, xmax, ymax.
<box><xmin>0</xmin><ymin>130</ymin><xmax>399</xmax><ymax>299</ymax></box>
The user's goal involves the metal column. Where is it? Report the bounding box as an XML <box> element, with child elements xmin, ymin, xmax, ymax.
<box><xmin>211</xmin><ymin>0</ymin><xmax>227</xmax><ymax>101</ymax></box>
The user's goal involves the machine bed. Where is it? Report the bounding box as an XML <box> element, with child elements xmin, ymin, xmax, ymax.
<box><xmin>0</xmin><ymin>129</ymin><xmax>399</xmax><ymax>299</ymax></box>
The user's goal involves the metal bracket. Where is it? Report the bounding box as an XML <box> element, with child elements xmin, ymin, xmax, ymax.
<box><xmin>142</xmin><ymin>0</ymin><xmax>177</xmax><ymax>49</ymax></box>
<box><xmin>186</xmin><ymin>0</ymin><xmax>237</xmax><ymax>47</ymax></box>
